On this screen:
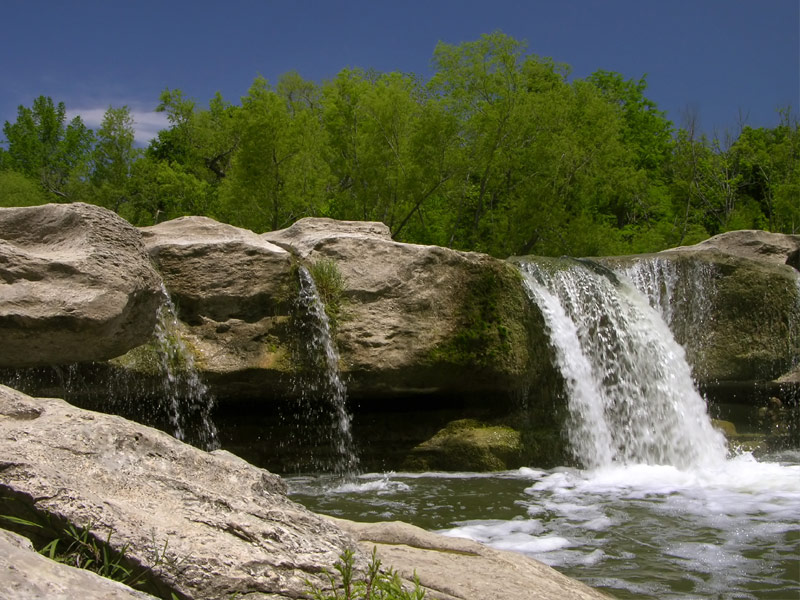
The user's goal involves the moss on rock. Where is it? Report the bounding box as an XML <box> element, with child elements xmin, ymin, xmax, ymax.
<box><xmin>403</xmin><ymin>418</ymin><xmax>524</xmax><ymax>471</ymax></box>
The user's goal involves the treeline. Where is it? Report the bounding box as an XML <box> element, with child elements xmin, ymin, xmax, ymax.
<box><xmin>1</xmin><ymin>33</ymin><xmax>798</xmax><ymax>257</ymax></box>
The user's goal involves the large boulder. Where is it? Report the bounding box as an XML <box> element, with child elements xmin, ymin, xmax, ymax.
<box><xmin>0</xmin><ymin>385</ymin><xmax>609</xmax><ymax>600</ymax></box>
<box><xmin>140</xmin><ymin>217</ymin><xmax>296</xmax><ymax>398</ymax></box>
<box><xmin>0</xmin><ymin>384</ymin><xmax>355</xmax><ymax>599</ymax></box>
<box><xmin>265</xmin><ymin>217</ymin><xmax>545</xmax><ymax>401</ymax></box>
<box><xmin>0</xmin><ymin>203</ymin><xmax>163</xmax><ymax>367</ymax></box>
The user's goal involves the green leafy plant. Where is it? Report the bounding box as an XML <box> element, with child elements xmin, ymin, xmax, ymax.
<box><xmin>1</xmin><ymin>505</ymin><xmax>183</xmax><ymax>599</ymax></box>
<box><xmin>307</xmin><ymin>547</ymin><xmax>425</xmax><ymax>600</ymax></box>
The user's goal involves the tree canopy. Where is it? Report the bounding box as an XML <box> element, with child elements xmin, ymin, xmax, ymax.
<box><xmin>1</xmin><ymin>32</ymin><xmax>797</xmax><ymax>256</ymax></box>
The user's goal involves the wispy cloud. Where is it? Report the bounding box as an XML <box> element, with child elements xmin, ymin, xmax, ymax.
<box><xmin>67</xmin><ymin>106</ymin><xmax>169</xmax><ymax>146</ymax></box>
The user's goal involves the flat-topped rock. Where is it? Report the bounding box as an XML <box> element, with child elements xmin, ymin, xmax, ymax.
<box><xmin>332</xmin><ymin>518</ymin><xmax>611</xmax><ymax>600</ymax></box>
<box><xmin>663</xmin><ymin>229</ymin><xmax>800</xmax><ymax>267</ymax></box>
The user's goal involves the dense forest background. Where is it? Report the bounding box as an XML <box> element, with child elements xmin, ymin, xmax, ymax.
<box><xmin>1</xmin><ymin>33</ymin><xmax>797</xmax><ymax>257</ymax></box>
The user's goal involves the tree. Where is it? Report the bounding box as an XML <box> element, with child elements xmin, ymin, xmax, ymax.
<box><xmin>1</xmin><ymin>96</ymin><xmax>93</xmax><ymax>199</ymax></box>
<box><xmin>0</xmin><ymin>171</ymin><xmax>49</xmax><ymax>207</ymax></box>
<box><xmin>89</xmin><ymin>106</ymin><xmax>140</xmax><ymax>211</ymax></box>
<box><xmin>218</xmin><ymin>76</ymin><xmax>327</xmax><ymax>231</ymax></box>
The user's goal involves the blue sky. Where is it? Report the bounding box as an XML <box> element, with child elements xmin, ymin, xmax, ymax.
<box><xmin>2</xmin><ymin>0</ymin><xmax>798</xmax><ymax>145</ymax></box>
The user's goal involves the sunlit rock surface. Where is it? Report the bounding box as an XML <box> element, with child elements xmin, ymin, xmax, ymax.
<box><xmin>0</xmin><ymin>385</ymin><xmax>611</xmax><ymax>600</ymax></box>
<box><xmin>0</xmin><ymin>203</ymin><xmax>162</xmax><ymax>367</ymax></box>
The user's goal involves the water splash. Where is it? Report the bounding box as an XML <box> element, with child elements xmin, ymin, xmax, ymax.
<box><xmin>517</xmin><ymin>258</ymin><xmax>727</xmax><ymax>469</ymax></box>
<box><xmin>287</xmin><ymin>266</ymin><xmax>359</xmax><ymax>476</ymax></box>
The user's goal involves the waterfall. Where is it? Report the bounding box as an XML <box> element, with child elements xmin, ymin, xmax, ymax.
<box><xmin>0</xmin><ymin>286</ymin><xmax>219</xmax><ymax>450</ymax></box>
<box><xmin>516</xmin><ymin>258</ymin><xmax>728</xmax><ymax>469</ymax></box>
<box><xmin>150</xmin><ymin>286</ymin><xmax>219</xmax><ymax>450</ymax></box>
<box><xmin>614</xmin><ymin>257</ymin><xmax>718</xmax><ymax>364</ymax></box>
<box><xmin>289</xmin><ymin>266</ymin><xmax>359</xmax><ymax>475</ymax></box>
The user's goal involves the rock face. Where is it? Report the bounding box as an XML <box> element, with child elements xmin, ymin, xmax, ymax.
<box><xmin>0</xmin><ymin>203</ymin><xmax>163</xmax><ymax>367</ymax></box>
<box><xmin>140</xmin><ymin>217</ymin><xmax>296</xmax><ymax>398</ymax></box>
<box><xmin>0</xmin><ymin>385</ymin><xmax>608</xmax><ymax>600</ymax></box>
<box><xmin>0</xmin><ymin>384</ymin><xmax>355</xmax><ymax>599</ymax></box>
<box><xmin>265</xmin><ymin>217</ymin><xmax>544</xmax><ymax>400</ymax></box>
<box><xmin>665</xmin><ymin>229</ymin><xmax>800</xmax><ymax>267</ymax></box>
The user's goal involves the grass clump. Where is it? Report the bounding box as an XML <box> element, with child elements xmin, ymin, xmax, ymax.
<box><xmin>307</xmin><ymin>547</ymin><xmax>425</xmax><ymax>600</ymax></box>
<box><xmin>308</xmin><ymin>258</ymin><xmax>347</xmax><ymax>329</ymax></box>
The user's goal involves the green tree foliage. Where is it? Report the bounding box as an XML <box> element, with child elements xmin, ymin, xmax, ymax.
<box><xmin>0</xmin><ymin>171</ymin><xmax>49</xmax><ymax>207</ymax></box>
<box><xmin>1</xmin><ymin>33</ymin><xmax>796</xmax><ymax>253</ymax></box>
<box><xmin>218</xmin><ymin>75</ymin><xmax>328</xmax><ymax>231</ymax></box>
<box><xmin>1</xmin><ymin>96</ymin><xmax>93</xmax><ymax>200</ymax></box>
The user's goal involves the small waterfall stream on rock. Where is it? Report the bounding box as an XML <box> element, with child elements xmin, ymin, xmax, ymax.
<box><xmin>286</xmin><ymin>258</ymin><xmax>800</xmax><ymax>599</ymax></box>
<box><xmin>149</xmin><ymin>286</ymin><xmax>219</xmax><ymax>449</ymax></box>
<box><xmin>0</xmin><ymin>286</ymin><xmax>219</xmax><ymax>451</ymax></box>
<box><xmin>285</xmin><ymin>266</ymin><xmax>359</xmax><ymax>476</ymax></box>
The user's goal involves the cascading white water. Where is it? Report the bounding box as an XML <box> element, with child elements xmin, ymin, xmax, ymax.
<box><xmin>614</xmin><ymin>257</ymin><xmax>719</xmax><ymax>369</ymax></box>
<box><xmin>293</xmin><ymin>267</ymin><xmax>359</xmax><ymax>475</ymax></box>
<box><xmin>517</xmin><ymin>258</ymin><xmax>728</xmax><ymax>469</ymax></box>
<box><xmin>152</xmin><ymin>286</ymin><xmax>219</xmax><ymax>450</ymax></box>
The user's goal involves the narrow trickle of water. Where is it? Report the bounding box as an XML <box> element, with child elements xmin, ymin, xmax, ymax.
<box><xmin>516</xmin><ymin>258</ymin><xmax>727</xmax><ymax>469</ymax></box>
<box><xmin>289</xmin><ymin>266</ymin><xmax>359</xmax><ymax>476</ymax></box>
<box><xmin>151</xmin><ymin>286</ymin><xmax>219</xmax><ymax>450</ymax></box>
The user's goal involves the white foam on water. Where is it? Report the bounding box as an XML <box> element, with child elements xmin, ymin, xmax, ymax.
<box><xmin>329</xmin><ymin>477</ymin><xmax>412</xmax><ymax>495</ymax></box>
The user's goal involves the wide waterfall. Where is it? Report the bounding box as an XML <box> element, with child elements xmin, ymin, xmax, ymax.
<box><xmin>288</xmin><ymin>266</ymin><xmax>359</xmax><ymax>476</ymax></box>
<box><xmin>516</xmin><ymin>258</ymin><xmax>727</xmax><ymax>470</ymax></box>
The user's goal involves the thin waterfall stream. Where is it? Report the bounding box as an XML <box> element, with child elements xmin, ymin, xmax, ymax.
<box><xmin>287</xmin><ymin>266</ymin><xmax>359</xmax><ymax>476</ymax></box>
<box><xmin>151</xmin><ymin>286</ymin><xmax>219</xmax><ymax>450</ymax></box>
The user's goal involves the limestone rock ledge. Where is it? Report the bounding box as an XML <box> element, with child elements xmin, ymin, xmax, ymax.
<box><xmin>0</xmin><ymin>385</ymin><xmax>609</xmax><ymax>600</ymax></box>
<box><xmin>599</xmin><ymin>230</ymin><xmax>800</xmax><ymax>387</ymax></box>
<box><xmin>332</xmin><ymin>519</ymin><xmax>611</xmax><ymax>600</ymax></box>
<box><xmin>265</xmin><ymin>217</ymin><xmax>544</xmax><ymax>401</ymax></box>
<box><xmin>140</xmin><ymin>216</ymin><xmax>295</xmax><ymax>399</ymax></box>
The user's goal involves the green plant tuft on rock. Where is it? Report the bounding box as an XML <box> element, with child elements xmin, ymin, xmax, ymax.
<box><xmin>307</xmin><ymin>547</ymin><xmax>425</xmax><ymax>600</ymax></box>
<box><xmin>308</xmin><ymin>258</ymin><xmax>347</xmax><ymax>330</ymax></box>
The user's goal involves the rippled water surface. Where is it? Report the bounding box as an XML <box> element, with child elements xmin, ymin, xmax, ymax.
<box><xmin>287</xmin><ymin>451</ymin><xmax>800</xmax><ymax>600</ymax></box>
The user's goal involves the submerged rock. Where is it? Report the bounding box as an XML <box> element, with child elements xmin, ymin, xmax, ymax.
<box><xmin>0</xmin><ymin>203</ymin><xmax>162</xmax><ymax>367</ymax></box>
<box><xmin>404</xmin><ymin>418</ymin><xmax>525</xmax><ymax>471</ymax></box>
